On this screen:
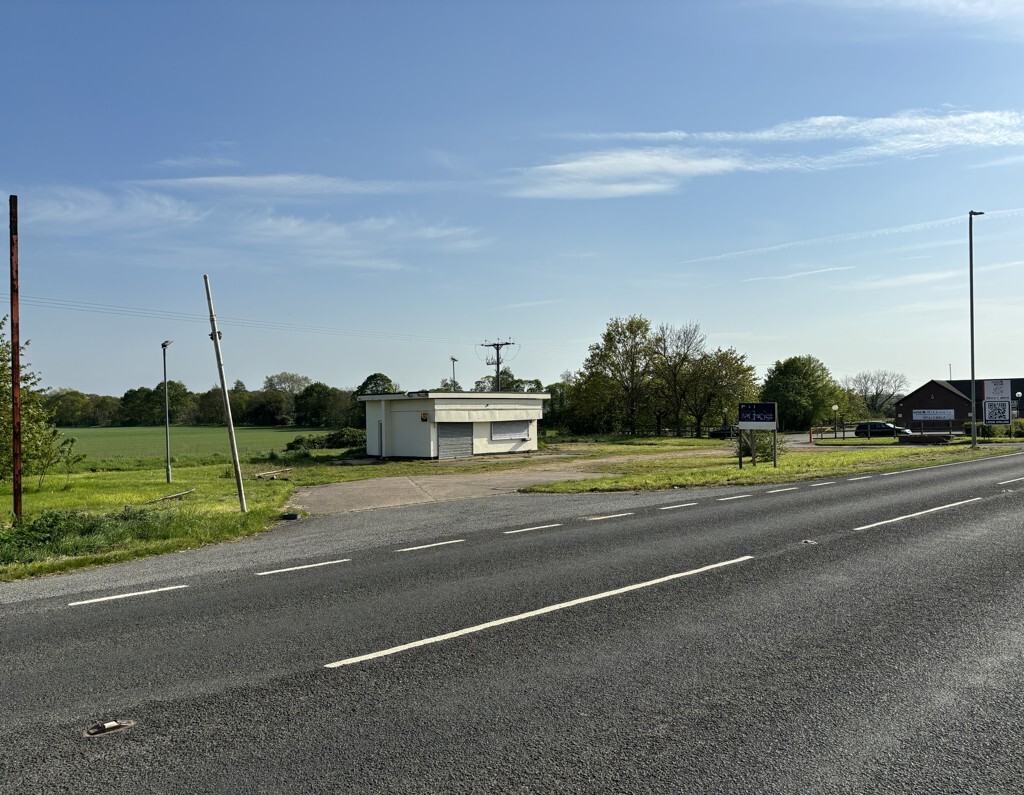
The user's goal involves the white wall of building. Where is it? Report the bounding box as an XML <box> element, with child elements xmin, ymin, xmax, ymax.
<box><xmin>360</xmin><ymin>392</ymin><xmax>548</xmax><ymax>459</ymax></box>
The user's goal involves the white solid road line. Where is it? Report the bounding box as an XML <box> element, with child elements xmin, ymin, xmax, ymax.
<box><xmin>881</xmin><ymin>451</ymin><xmax>1023</xmax><ymax>477</ymax></box>
<box><xmin>585</xmin><ymin>513</ymin><xmax>634</xmax><ymax>521</ymax></box>
<box><xmin>68</xmin><ymin>585</ymin><xmax>189</xmax><ymax>607</ymax></box>
<box><xmin>852</xmin><ymin>497</ymin><xmax>982</xmax><ymax>532</ymax></box>
<box><xmin>256</xmin><ymin>559</ymin><xmax>351</xmax><ymax>576</ymax></box>
<box><xmin>658</xmin><ymin>503</ymin><xmax>698</xmax><ymax>510</ymax></box>
<box><xmin>997</xmin><ymin>477</ymin><xmax>1024</xmax><ymax>485</ymax></box>
<box><xmin>810</xmin><ymin>482</ymin><xmax>836</xmax><ymax>487</ymax></box>
<box><xmin>395</xmin><ymin>540</ymin><xmax>465</xmax><ymax>552</ymax></box>
<box><xmin>767</xmin><ymin>487</ymin><xmax>798</xmax><ymax>494</ymax></box>
<box><xmin>717</xmin><ymin>495</ymin><xmax>751</xmax><ymax>501</ymax></box>
<box><xmin>504</xmin><ymin>524</ymin><xmax>562</xmax><ymax>535</ymax></box>
<box><xmin>325</xmin><ymin>555</ymin><xmax>755</xmax><ymax>668</ymax></box>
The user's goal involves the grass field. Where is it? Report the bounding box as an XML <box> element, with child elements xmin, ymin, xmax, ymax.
<box><xmin>0</xmin><ymin>429</ymin><xmax>1016</xmax><ymax>581</ymax></box>
<box><xmin>61</xmin><ymin>425</ymin><xmax>311</xmax><ymax>460</ymax></box>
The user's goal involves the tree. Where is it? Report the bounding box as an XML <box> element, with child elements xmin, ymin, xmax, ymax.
<box><xmin>350</xmin><ymin>373</ymin><xmax>399</xmax><ymax>428</ymax></box>
<box><xmin>760</xmin><ymin>355</ymin><xmax>841</xmax><ymax>431</ymax></box>
<box><xmin>43</xmin><ymin>388</ymin><xmax>94</xmax><ymax>427</ymax></box>
<box><xmin>435</xmin><ymin>378</ymin><xmax>463</xmax><ymax>392</ymax></box>
<box><xmin>472</xmin><ymin>367</ymin><xmax>543</xmax><ymax>393</ymax></box>
<box><xmin>678</xmin><ymin>348</ymin><xmax>758</xmax><ymax>437</ymax></box>
<box><xmin>262</xmin><ymin>372</ymin><xmax>313</xmax><ymax>423</ymax></box>
<box><xmin>580</xmin><ymin>315</ymin><xmax>655</xmax><ymax>434</ymax></box>
<box><xmin>193</xmin><ymin>386</ymin><xmax>227</xmax><ymax>425</ymax></box>
<box><xmin>117</xmin><ymin>386</ymin><xmax>159</xmax><ymax>425</ymax></box>
<box><xmin>244</xmin><ymin>389</ymin><xmax>291</xmax><ymax>426</ymax></box>
<box><xmin>294</xmin><ymin>382</ymin><xmax>349</xmax><ymax>427</ymax></box>
<box><xmin>163</xmin><ymin>380</ymin><xmax>195</xmax><ymax>424</ymax></box>
<box><xmin>262</xmin><ymin>372</ymin><xmax>312</xmax><ymax>395</ymax></box>
<box><xmin>0</xmin><ymin>319</ymin><xmax>78</xmax><ymax>484</ymax></box>
<box><xmin>844</xmin><ymin>370</ymin><xmax>909</xmax><ymax>417</ymax></box>
<box><xmin>89</xmin><ymin>395</ymin><xmax>120</xmax><ymax>427</ymax></box>
<box><xmin>651</xmin><ymin>321</ymin><xmax>707</xmax><ymax>435</ymax></box>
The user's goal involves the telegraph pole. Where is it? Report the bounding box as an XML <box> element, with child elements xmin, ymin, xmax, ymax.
<box><xmin>9</xmin><ymin>196</ymin><xmax>21</xmax><ymax>518</ymax></box>
<box><xmin>204</xmin><ymin>275</ymin><xmax>247</xmax><ymax>513</ymax></box>
<box><xmin>480</xmin><ymin>339</ymin><xmax>514</xmax><ymax>391</ymax></box>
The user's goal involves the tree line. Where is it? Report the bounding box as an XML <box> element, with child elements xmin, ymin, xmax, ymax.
<box><xmin>42</xmin><ymin>315</ymin><xmax>909</xmax><ymax>434</ymax></box>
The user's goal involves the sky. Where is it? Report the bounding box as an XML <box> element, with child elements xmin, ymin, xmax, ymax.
<box><xmin>2</xmin><ymin>0</ymin><xmax>1024</xmax><ymax>398</ymax></box>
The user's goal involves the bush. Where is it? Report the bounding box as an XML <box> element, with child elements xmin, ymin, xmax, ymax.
<box><xmin>964</xmin><ymin>422</ymin><xmax>998</xmax><ymax>438</ymax></box>
<box><xmin>735</xmin><ymin>430</ymin><xmax>787</xmax><ymax>461</ymax></box>
<box><xmin>284</xmin><ymin>427</ymin><xmax>367</xmax><ymax>451</ymax></box>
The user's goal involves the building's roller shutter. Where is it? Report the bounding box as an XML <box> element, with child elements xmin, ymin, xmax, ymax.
<box><xmin>438</xmin><ymin>422</ymin><xmax>473</xmax><ymax>459</ymax></box>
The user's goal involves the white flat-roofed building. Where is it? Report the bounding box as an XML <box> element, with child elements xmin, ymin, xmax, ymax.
<box><xmin>358</xmin><ymin>392</ymin><xmax>549</xmax><ymax>459</ymax></box>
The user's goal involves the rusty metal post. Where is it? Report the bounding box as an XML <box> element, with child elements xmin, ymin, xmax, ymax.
<box><xmin>9</xmin><ymin>196</ymin><xmax>22</xmax><ymax>518</ymax></box>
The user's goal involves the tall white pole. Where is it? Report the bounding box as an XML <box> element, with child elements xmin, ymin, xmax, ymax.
<box><xmin>204</xmin><ymin>275</ymin><xmax>247</xmax><ymax>513</ymax></box>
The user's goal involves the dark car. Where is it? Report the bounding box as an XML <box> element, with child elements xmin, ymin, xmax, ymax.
<box><xmin>708</xmin><ymin>426</ymin><xmax>738</xmax><ymax>439</ymax></box>
<box><xmin>854</xmin><ymin>421</ymin><xmax>911</xmax><ymax>437</ymax></box>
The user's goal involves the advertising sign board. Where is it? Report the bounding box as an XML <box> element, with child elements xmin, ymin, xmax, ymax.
<box><xmin>984</xmin><ymin>400</ymin><xmax>1011</xmax><ymax>425</ymax></box>
<box><xmin>912</xmin><ymin>409</ymin><xmax>955</xmax><ymax>421</ymax></box>
<box><xmin>738</xmin><ymin>402</ymin><xmax>777</xmax><ymax>430</ymax></box>
<box><xmin>985</xmin><ymin>380</ymin><xmax>1012</xmax><ymax>401</ymax></box>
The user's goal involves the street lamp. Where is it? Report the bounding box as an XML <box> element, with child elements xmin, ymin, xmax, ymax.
<box><xmin>162</xmin><ymin>340</ymin><xmax>173</xmax><ymax>483</ymax></box>
<box><xmin>450</xmin><ymin>356</ymin><xmax>458</xmax><ymax>390</ymax></box>
<box><xmin>969</xmin><ymin>210</ymin><xmax>984</xmax><ymax>449</ymax></box>
<box><xmin>832</xmin><ymin>404</ymin><xmax>839</xmax><ymax>438</ymax></box>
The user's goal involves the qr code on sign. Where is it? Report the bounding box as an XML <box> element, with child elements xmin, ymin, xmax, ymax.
<box><xmin>984</xmin><ymin>401</ymin><xmax>1010</xmax><ymax>423</ymax></box>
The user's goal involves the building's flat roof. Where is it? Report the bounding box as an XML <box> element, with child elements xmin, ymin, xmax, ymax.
<box><xmin>358</xmin><ymin>391</ymin><xmax>550</xmax><ymax>402</ymax></box>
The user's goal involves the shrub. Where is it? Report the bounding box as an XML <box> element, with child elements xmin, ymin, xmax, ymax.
<box><xmin>964</xmin><ymin>422</ymin><xmax>998</xmax><ymax>438</ymax></box>
<box><xmin>285</xmin><ymin>427</ymin><xmax>366</xmax><ymax>451</ymax></box>
<box><xmin>735</xmin><ymin>430</ymin><xmax>787</xmax><ymax>461</ymax></box>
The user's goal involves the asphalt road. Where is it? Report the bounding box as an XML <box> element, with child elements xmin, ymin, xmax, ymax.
<box><xmin>4</xmin><ymin>452</ymin><xmax>1024</xmax><ymax>793</ymax></box>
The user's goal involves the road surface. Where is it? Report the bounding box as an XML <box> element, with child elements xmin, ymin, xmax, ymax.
<box><xmin>3</xmin><ymin>452</ymin><xmax>1024</xmax><ymax>792</ymax></box>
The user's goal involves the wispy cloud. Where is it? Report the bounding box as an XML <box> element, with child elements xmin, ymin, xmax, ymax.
<box><xmin>806</xmin><ymin>0</ymin><xmax>1024</xmax><ymax>23</ymax></box>
<box><xmin>509</xmin><ymin>148</ymin><xmax>746</xmax><ymax>199</ymax></box>
<box><xmin>681</xmin><ymin>207</ymin><xmax>1024</xmax><ymax>264</ymax></box>
<box><xmin>25</xmin><ymin>186</ymin><xmax>206</xmax><ymax>232</ymax></box>
<box><xmin>136</xmin><ymin>173</ymin><xmax>426</xmax><ymax>196</ymax></box>
<box><xmin>230</xmin><ymin>212</ymin><xmax>489</xmax><ymax>270</ymax></box>
<box><xmin>523</xmin><ymin>110</ymin><xmax>1024</xmax><ymax>199</ymax></box>
<box><xmin>502</xmin><ymin>299</ymin><xmax>564</xmax><ymax>310</ymax></box>
<box><xmin>847</xmin><ymin>269</ymin><xmax>960</xmax><ymax>289</ymax></box>
<box><xmin>155</xmin><ymin>155</ymin><xmax>240</xmax><ymax>169</ymax></box>
<box><xmin>742</xmin><ymin>266</ymin><xmax>854</xmax><ymax>283</ymax></box>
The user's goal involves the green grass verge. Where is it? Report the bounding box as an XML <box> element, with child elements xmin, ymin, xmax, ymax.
<box><xmin>521</xmin><ymin>445</ymin><xmax>1012</xmax><ymax>493</ymax></box>
<box><xmin>3</xmin><ymin>431</ymin><xmax>1015</xmax><ymax>581</ymax></box>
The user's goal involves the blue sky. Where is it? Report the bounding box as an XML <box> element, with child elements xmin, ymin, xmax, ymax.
<box><xmin>3</xmin><ymin>0</ymin><xmax>1024</xmax><ymax>397</ymax></box>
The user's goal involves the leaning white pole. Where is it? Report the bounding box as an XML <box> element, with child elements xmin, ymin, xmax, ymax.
<box><xmin>204</xmin><ymin>275</ymin><xmax>247</xmax><ymax>513</ymax></box>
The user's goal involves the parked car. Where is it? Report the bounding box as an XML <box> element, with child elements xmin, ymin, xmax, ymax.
<box><xmin>708</xmin><ymin>426</ymin><xmax>738</xmax><ymax>439</ymax></box>
<box><xmin>854</xmin><ymin>421</ymin><xmax>912</xmax><ymax>437</ymax></box>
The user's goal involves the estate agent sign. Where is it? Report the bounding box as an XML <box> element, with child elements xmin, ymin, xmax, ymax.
<box><xmin>737</xmin><ymin>402</ymin><xmax>778</xmax><ymax>469</ymax></box>
<box><xmin>738</xmin><ymin>402</ymin><xmax>778</xmax><ymax>430</ymax></box>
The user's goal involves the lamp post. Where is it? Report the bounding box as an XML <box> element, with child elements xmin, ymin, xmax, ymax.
<box><xmin>969</xmin><ymin>210</ymin><xmax>984</xmax><ymax>449</ymax></box>
<box><xmin>450</xmin><ymin>356</ymin><xmax>458</xmax><ymax>390</ymax></box>
<box><xmin>1016</xmin><ymin>392</ymin><xmax>1022</xmax><ymax>441</ymax></box>
<box><xmin>162</xmin><ymin>340</ymin><xmax>173</xmax><ymax>483</ymax></box>
<box><xmin>832</xmin><ymin>404</ymin><xmax>839</xmax><ymax>438</ymax></box>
